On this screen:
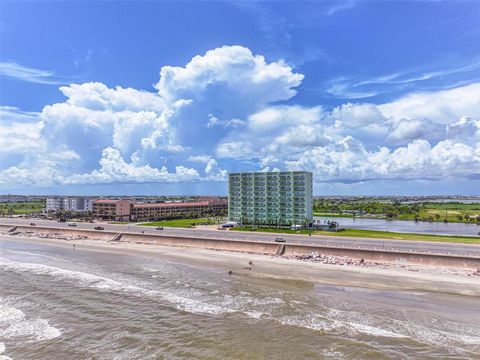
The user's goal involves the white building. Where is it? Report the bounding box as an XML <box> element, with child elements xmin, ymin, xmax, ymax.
<box><xmin>84</xmin><ymin>198</ymin><xmax>93</xmax><ymax>211</ymax></box>
<box><xmin>45</xmin><ymin>197</ymin><xmax>94</xmax><ymax>212</ymax></box>
<box><xmin>228</xmin><ymin>171</ymin><xmax>313</xmax><ymax>226</ymax></box>
<box><xmin>45</xmin><ymin>198</ymin><xmax>64</xmax><ymax>212</ymax></box>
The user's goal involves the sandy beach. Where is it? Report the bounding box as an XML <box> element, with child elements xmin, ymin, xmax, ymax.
<box><xmin>5</xmin><ymin>234</ymin><xmax>480</xmax><ymax>297</ymax></box>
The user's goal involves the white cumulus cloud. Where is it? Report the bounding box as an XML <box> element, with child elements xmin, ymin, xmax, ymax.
<box><xmin>65</xmin><ymin>147</ymin><xmax>200</xmax><ymax>185</ymax></box>
<box><xmin>1</xmin><ymin>46</ymin><xmax>479</xmax><ymax>189</ymax></box>
<box><xmin>156</xmin><ymin>45</ymin><xmax>304</xmax><ymax>105</ymax></box>
<box><xmin>379</xmin><ymin>83</ymin><xmax>480</xmax><ymax>124</ymax></box>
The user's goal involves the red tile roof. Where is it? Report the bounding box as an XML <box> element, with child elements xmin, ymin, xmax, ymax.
<box><xmin>133</xmin><ymin>201</ymin><xmax>211</xmax><ymax>209</ymax></box>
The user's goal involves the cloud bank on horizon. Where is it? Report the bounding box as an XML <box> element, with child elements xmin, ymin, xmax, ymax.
<box><xmin>1</xmin><ymin>45</ymin><xmax>479</xmax><ymax>192</ymax></box>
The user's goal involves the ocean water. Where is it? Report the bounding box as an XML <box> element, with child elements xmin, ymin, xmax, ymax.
<box><xmin>0</xmin><ymin>238</ymin><xmax>479</xmax><ymax>359</ymax></box>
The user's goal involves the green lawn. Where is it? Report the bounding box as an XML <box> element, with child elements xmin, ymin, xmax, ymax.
<box><xmin>235</xmin><ymin>227</ymin><xmax>317</xmax><ymax>236</ymax></box>
<box><xmin>0</xmin><ymin>201</ymin><xmax>44</xmax><ymax>215</ymax></box>
<box><xmin>331</xmin><ymin>228</ymin><xmax>480</xmax><ymax>244</ymax></box>
<box><xmin>139</xmin><ymin>218</ymin><xmax>216</xmax><ymax>228</ymax></box>
<box><xmin>234</xmin><ymin>227</ymin><xmax>480</xmax><ymax>244</ymax></box>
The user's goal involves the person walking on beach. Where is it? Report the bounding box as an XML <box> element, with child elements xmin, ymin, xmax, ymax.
<box><xmin>73</xmin><ymin>243</ymin><xmax>76</xmax><ymax>250</ymax></box>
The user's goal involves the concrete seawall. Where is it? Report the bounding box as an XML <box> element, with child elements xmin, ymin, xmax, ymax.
<box><xmin>3</xmin><ymin>225</ymin><xmax>117</xmax><ymax>241</ymax></box>
<box><xmin>2</xmin><ymin>224</ymin><xmax>480</xmax><ymax>269</ymax></box>
<box><xmin>122</xmin><ymin>233</ymin><xmax>279</xmax><ymax>255</ymax></box>
<box><xmin>0</xmin><ymin>224</ymin><xmax>14</xmax><ymax>232</ymax></box>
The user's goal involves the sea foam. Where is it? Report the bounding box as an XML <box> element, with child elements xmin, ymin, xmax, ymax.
<box><xmin>0</xmin><ymin>302</ymin><xmax>61</xmax><ymax>342</ymax></box>
<box><xmin>0</xmin><ymin>257</ymin><xmax>289</xmax><ymax>318</ymax></box>
<box><xmin>0</xmin><ymin>342</ymin><xmax>12</xmax><ymax>360</ymax></box>
<box><xmin>0</xmin><ymin>258</ymin><xmax>245</xmax><ymax>316</ymax></box>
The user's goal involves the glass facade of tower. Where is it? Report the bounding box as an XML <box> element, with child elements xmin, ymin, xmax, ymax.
<box><xmin>228</xmin><ymin>171</ymin><xmax>313</xmax><ymax>225</ymax></box>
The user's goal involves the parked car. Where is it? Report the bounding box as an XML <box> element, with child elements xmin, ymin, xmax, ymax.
<box><xmin>274</xmin><ymin>237</ymin><xmax>286</xmax><ymax>243</ymax></box>
<box><xmin>155</xmin><ymin>226</ymin><xmax>164</xmax><ymax>230</ymax></box>
<box><xmin>68</xmin><ymin>223</ymin><xmax>77</xmax><ymax>227</ymax></box>
<box><xmin>58</xmin><ymin>218</ymin><xmax>66</xmax><ymax>223</ymax></box>
<box><xmin>94</xmin><ymin>226</ymin><xmax>104</xmax><ymax>230</ymax></box>
<box><xmin>30</xmin><ymin>222</ymin><xmax>36</xmax><ymax>226</ymax></box>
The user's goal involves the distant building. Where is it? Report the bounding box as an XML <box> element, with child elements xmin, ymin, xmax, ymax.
<box><xmin>228</xmin><ymin>171</ymin><xmax>313</xmax><ymax>226</ymax></box>
<box><xmin>45</xmin><ymin>197</ymin><xmax>94</xmax><ymax>212</ymax></box>
<box><xmin>0</xmin><ymin>195</ymin><xmax>42</xmax><ymax>203</ymax></box>
<box><xmin>131</xmin><ymin>198</ymin><xmax>227</xmax><ymax>221</ymax></box>
<box><xmin>63</xmin><ymin>198</ymin><xmax>79</xmax><ymax>211</ymax></box>
<box><xmin>92</xmin><ymin>199</ymin><xmax>132</xmax><ymax>221</ymax></box>
<box><xmin>45</xmin><ymin>197</ymin><xmax>64</xmax><ymax>212</ymax></box>
<box><xmin>84</xmin><ymin>198</ymin><xmax>94</xmax><ymax>211</ymax></box>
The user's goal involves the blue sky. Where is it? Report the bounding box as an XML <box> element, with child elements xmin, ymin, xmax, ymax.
<box><xmin>1</xmin><ymin>0</ymin><xmax>479</xmax><ymax>195</ymax></box>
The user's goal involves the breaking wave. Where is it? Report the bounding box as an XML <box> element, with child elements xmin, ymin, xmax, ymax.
<box><xmin>0</xmin><ymin>258</ymin><xmax>281</xmax><ymax>317</ymax></box>
<box><xmin>0</xmin><ymin>299</ymin><xmax>61</xmax><ymax>350</ymax></box>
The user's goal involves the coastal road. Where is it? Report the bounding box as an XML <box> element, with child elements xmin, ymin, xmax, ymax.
<box><xmin>1</xmin><ymin>218</ymin><xmax>479</xmax><ymax>257</ymax></box>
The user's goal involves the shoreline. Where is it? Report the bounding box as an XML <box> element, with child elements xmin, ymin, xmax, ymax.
<box><xmin>3</xmin><ymin>235</ymin><xmax>480</xmax><ymax>297</ymax></box>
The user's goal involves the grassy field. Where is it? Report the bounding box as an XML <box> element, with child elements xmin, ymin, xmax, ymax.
<box><xmin>234</xmin><ymin>227</ymin><xmax>480</xmax><ymax>244</ymax></box>
<box><xmin>402</xmin><ymin>203</ymin><xmax>480</xmax><ymax>222</ymax></box>
<box><xmin>0</xmin><ymin>201</ymin><xmax>44</xmax><ymax>215</ymax></box>
<box><xmin>139</xmin><ymin>218</ymin><xmax>216</xmax><ymax>228</ymax></box>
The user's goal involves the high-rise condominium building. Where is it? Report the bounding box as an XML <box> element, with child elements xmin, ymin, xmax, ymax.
<box><xmin>228</xmin><ymin>171</ymin><xmax>313</xmax><ymax>225</ymax></box>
